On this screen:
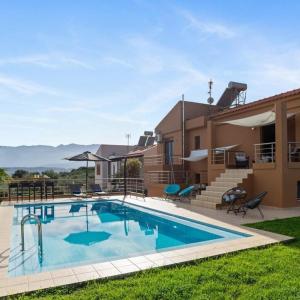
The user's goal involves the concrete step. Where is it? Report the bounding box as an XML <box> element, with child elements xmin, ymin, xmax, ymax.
<box><xmin>211</xmin><ymin>181</ymin><xmax>238</xmax><ymax>188</ymax></box>
<box><xmin>201</xmin><ymin>190</ymin><xmax>224</xmax><ymax>197</ymax></box>
<box><xmin>206</xmin><ymin>186</ymin><xmax>230</xmax><ymax>192</ymax></box>
<box><xmin>192</xmin><ymin>168</ymin><xmax>252</xmax><ymax>210</ymax></box>
<box><xmin>225</xmin><ymin>168</ymin><xmax>252</xmax><ymax>174</ymax></box>
<box><xmin>191</xmin><ymin>199</ymin><xmax>217</xmax><ymax>209</ymax></box>
<box><xmin>219</xmin><ymin>173</ymin><xmax>248</xmax><ymax>179</ymax></box>
<box><xmin>196</xmin><ymin>195</ymin><xmax>222</xmax><ymax>204</ymax></box>
<box><xmin>215</xmin><ymin>177</ymin><xmax>243</xmax><ymax>183</ymax></box>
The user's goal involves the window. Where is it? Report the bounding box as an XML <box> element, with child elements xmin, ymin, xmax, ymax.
<box><xmin>96</xmin><ymin>163</ymin><xmax>101</xmax><ymax>176</ymax></box>
<box><xmin>164</xmin><ymin>140</ymin><xmax>174</xmax><ymax>165</ymax></box>
<box><xmin>195</xmin><ymin>173</ymin><xmax>201</xmax><ymax>184</ymax></box>
<box><xmin>297</xmin><ymin>181</ymin><xmax>300</xmax><ymax>199</ymax></box>
<box><xmin>194</xmin><ymin>136</ymin><xmax>201</xmax><ymax>150</ymax></box>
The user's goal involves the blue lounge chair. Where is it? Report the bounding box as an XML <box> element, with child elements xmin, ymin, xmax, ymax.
<box><xmin>163</xmin><ymin>184</ymin><xmax>181</xmax><ymax>200</ymax></box>
<box><xmin>178</xmin><ymin>185</ymin><xmax>194</xmax><ymax>201</ymax></box>
<box><xmin>70</xmin><ymin>184</ymin><xmax>86</xmax><ymax>199</ymax></box>
<box><xmin>90</xmin><ymin>184</ymin><xmax>108</xmax><ymax>197</ymax></box>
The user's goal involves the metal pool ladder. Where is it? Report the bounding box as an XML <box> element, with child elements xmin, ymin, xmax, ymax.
<box><xmin>21</xmin><ymin>214</ymin><xmax>43</xmax><ymax>258</ymax></box>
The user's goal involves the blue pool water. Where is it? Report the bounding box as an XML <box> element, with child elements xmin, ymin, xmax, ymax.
<box><xmin>8</xmin><ymin>200</ymin><xmax>250</xmax><ymax>276</ymax></box>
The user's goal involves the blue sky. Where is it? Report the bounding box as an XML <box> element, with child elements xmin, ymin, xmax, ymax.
<box><xmin>1</xmin><ymin>0</ymin><xmax>300</xmax><ymax>146</ymax></box>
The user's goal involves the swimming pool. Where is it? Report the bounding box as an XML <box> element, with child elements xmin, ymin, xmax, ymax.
<box><xmin>8</xmin><ymin>200</ymin><xmax>250</xmax><ymax>277</ymax></box>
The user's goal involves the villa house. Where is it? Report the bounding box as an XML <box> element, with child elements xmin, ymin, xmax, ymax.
<box><xmin>143</xmin><ymin>86</ymin><xmax>300</xmax><ymax>208</ymax></box>
<box><xmin>95</xmin><ymin>144</ymin><xmax>134</xmax><ymax>188</ymax></box>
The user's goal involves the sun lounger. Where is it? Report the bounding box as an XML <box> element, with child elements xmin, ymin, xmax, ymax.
<box><xmin>163</xmin><ymin>184</ymin><xmax>181</xmax><ymax>200</ymax></box>
<box><xmin>70</xmin><ymin>184</ymin><xmax>86</xmax><ymax>198</ymax></box>
<box><xmin>90</xmin><ymin>184</ymin><xmax>108</xmax><ymax>197</ymax></box>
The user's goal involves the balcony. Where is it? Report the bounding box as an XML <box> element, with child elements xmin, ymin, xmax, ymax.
<box><xmin>144</xmin><ymin>155</ymin><xmax>183</xmax><ymax>166</ymax></box>
<box><xmin>254</xmin><ymin>142</ymin><xmax>276</xmax><ymax>163</ymax></box>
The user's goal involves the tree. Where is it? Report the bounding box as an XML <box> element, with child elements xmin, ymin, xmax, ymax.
<box><xmin>0</xmin><ymin>168</ymin><xmax>9</xmax><ymax>183</ymax></box>
<box><xmin>126</xmin><ymin>158</ymin><xmax>142</xmax><ymax>178</ymax></box>
<box><xmin>42</xmin><ymin>170</ymin><xmax>59</xmax><ymax>179</ymax></box>
<box><xmin>12</xmin><ymin>169</ymin><xmax>29</xmax><ymax>179</ymax></box>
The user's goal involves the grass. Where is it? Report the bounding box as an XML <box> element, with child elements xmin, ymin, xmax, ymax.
<box><xmin>16</xmin><ymin>217</ymin><xmax>300</xmax><ymax>300</ymax></box>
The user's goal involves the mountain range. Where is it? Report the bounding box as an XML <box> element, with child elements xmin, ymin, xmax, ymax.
<box><xmin>0</xmin><ymin>144</ymin><xmax>100</xmax><ymax>172</ymax></box>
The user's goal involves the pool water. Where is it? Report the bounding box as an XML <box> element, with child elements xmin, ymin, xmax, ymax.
<box><xmin>8</xmin><ymin>200</ymin><xmax>249</xmax><ymax>276</ymax></box>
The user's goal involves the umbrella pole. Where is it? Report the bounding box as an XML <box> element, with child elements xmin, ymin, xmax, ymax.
<box><xmin>123</xmin><ymin>158</ymin><xmax>127</xmax><ymax>199</ymax></box>
<box><xmin>86</xmin><ymin>160</ymin><xmax>88</xmax><ymax>197</ymax></box>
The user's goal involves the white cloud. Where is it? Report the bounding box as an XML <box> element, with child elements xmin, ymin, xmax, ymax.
<box><xmin>0</xmin><ymin>53</ymin><xmax>95</xmax><ymax>70</ymax></box>
<box><xmin>102</xmin><ymin>57</ymin><xmax>134</xmax><ymax>69</ymax></box>
<box><xmin>0</xmin><ymin>74</ymin><xmax>58</xmax><ymax>96</ymax></box>
<box><xmin>179</xmin><ymin>9</ymin><xmax>236</xmax><ymax>39</ymax></box>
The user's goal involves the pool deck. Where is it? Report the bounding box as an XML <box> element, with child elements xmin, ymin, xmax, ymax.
<box><xmin>0</xmin><ymin>196</ymin><xmax>298</xmax><ymax>297</ymax></box>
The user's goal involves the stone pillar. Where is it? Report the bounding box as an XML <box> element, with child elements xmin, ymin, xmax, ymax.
<box><xmin>275</xmin><ymin>101</ymin><xmax>288</xmax><ymax>207</ymax></box>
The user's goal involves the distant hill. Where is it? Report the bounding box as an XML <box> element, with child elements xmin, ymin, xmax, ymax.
<box><xmin>0</xmin><ymin>144</ymin><xmax>100</xmax><ymax>171</ymax></box>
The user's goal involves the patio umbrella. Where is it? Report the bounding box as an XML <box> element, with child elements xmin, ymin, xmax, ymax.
<box><xmin>64</xmin><ymin>151</ymin><xmax>110</xmax><ymax>193</ymax></box>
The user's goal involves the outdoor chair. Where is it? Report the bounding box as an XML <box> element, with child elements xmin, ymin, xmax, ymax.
<box><xmin>70</xmin><ymin>184</ymin><xmax>86</xmax><ymax>198</ymax></box>
<box><xmin>163</xmin><ymin>184</ymin><xmax>181</xmax><ymax>200</ymax></box>
<box><xmin>178</xmin><ymin>185</ymin><xmax>194</xmax><ymax>202</ymax></box>
<box><xmin>239</xmin><ymin>191</ymin><xmax>267</xmax><ymax>218</ymax></box>
<box><xmin>222</xmin><ymin>187</ymin><xmax>247</xmax><ymax>213</ymax></box>
<box><xmin>90</xmin><ymin>184</ymin><xmax>108</xmax><ymax>197</ymax></box>
<box><xmin>235</xmin><ymin>152</ymin><xmax>249</xmax><ymax>168</ymax></box>
<box><xmin>290</xmin><ymin>146</ymin><xmax>300</xmax><ymax>162</ymax></box>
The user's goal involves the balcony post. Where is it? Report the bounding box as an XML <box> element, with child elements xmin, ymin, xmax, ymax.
<box><xmin>207</xmin><ymin>120</ymin><xmax>215</xmax><ymax>183</ymax></box>
<box><xmin>275</xmin><ymin>101</ymin><xmax>288</xmax><ymax>207</ymax></box>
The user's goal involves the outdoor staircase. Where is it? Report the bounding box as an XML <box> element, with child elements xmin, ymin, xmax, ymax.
<box><xmin>191</xmin><ymin>169</ymin><xmax>253</xmax><ymax>209</ymax></box>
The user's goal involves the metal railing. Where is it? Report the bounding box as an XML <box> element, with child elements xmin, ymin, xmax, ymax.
<box><xmin>0</xmin><ymin>177</ymin><xmax>144</xmax><ymax>201</ymax></box>
<box><xmin>21</xmin><ymin>214</ymin><xmax>43</xmax><ymax>259</ymax></box>
<box><xmin>145</xmin><ymin>171</ymin><xmax>188</xmax><ymax>184</ymax></box>
<box><xmin>144</xmin><ymin>155</ymin><xmax>183</xmax><ymax>166</ymax></box>
<box><xmin>211</xmin><ymin>149</ymin><xmax>251</xmax><ymax>167</ymax></box>
<box><xmin>288</xmin><ymin>142</ymin><xmax>300</xmax><ymax>162</ymax></box>
<box><xmin>211</xmin><ymin>148</ymin><xmax>226</xmax><ymax>165</ymax></box>
<box><xmin>254</xmin><ymin>142</ymin><xmax>276</xmax><ymax>163</ymax></box>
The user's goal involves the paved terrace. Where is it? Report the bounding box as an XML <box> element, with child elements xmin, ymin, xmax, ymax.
<box><xmin>0</xmin><ymin>195</ymin><xmax>299</xmax><ymax>297</ymax></box>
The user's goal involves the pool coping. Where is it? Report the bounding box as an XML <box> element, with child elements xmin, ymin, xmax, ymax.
<box><xmin>0</xmin><ymin>196</ymin><xmax>293</xmax><ymax>297</ymax></box>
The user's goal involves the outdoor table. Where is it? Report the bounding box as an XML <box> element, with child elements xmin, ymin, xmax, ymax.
<box><xmin>223</xmin><ymin>188</ymin><xmax>247</xmax><ymax>214</ymax></box>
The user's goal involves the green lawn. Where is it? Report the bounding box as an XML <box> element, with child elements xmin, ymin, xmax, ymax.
<box><xmin>16</xmin><ymin>217</ymin><xmax>300</xmax><ymax>300</ymax></box>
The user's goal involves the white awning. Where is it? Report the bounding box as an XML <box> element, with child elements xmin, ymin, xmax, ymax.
<box><xmin>220</xmin><ymin>111</ymin><xmax>294</xmax><ymax>127</ymax></box>
<box><xmin>182</xmin><ymin>149</ymin><xmax>208</xmax><ymax>162</ymax></box>
<box><xmin>215</xmin><ymin>144</ymin><xmax>239</xmax><ymax>152</ymax></box>
<box><xmin>182</xmin><ymin>145</ymin><xmax>238</xmax><ymax>162</ymax></box>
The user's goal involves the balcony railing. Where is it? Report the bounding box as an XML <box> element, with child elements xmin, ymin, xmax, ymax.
<box><xmin>0</xmin><ymin>177</ymin><xmax>144</xmax><ymax>202</ymax></box>
<box><xmin>211</xmin><ymin>148</ymin><xmax>226</xmax><ymax>165</ymax></box>
<box><xmin>144</xmin><ymin>155</ymin><xmax>182</xmax><ymax>166</ymax></box>
<box><xmin>211</xmin><ymin>149</ymin><xmax>246</xmax><ymax>167</ymax></box>
<box><xmin>254</xmin><ymin>142</ymin><xmax>276</xmax><ymax>163</ymax></box>
<box><xmin>288</xmin><ymin>142</ymin><xmax>300</xmax><ymax>162</ymax></box>
<box><xmin>145</xmin><ymin>171</ymin><xmax>188</xmax><ymax>184</ymax></box>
